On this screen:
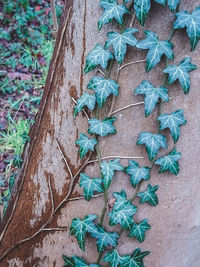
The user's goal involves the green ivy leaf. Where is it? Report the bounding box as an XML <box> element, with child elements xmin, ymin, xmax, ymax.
<box><xmin>121</xmin><ymin>248</ymin><xmax>150</xmax><ymax>267</ymax></box>
<box><xmin>124</xmin><ymin>0</ymin><xmax>132</xmax><ymax>3</ymax></box>
<box><xmin>90</xmin><ymin>225</ymin><xmax>119</xmax><ymax>252</ymax></box>
<box><xmin>157</xmin><ymin>109</ymin><xmax>187</xmax><ymax>143</ymax></box>
<box><xmin>88</xmin><ymin>76</ymin><xmax>119</xmax><ymax>107</ymax></box>
<box><xmin>129</xmin><ymin>219</ymin><xmax>151</xmax><ymax>243</ymax></box>
<box><xmin>134</xmin><ymin>80</ymin><xmax>169</xmax><ymax>117</ymax></box>
<box><xmin>167</xmin><ymin>0</ymin><xmax>180</xmax><ymax>12</ymax></box>
<box><xmin>84</xmin><ymin>44</ymin><xmax>113</xmax><ymax>73</ymax></box>
<box><xmin>163</xmin><ymin>57</ymin><xmax>197</xmax><ymax>94</ymax></box>
<box><xmin>62</xmin><ymin>254</ymin><xmax>74</xmax><ymax>266</ymax></box>
<box><xmin>137</xmin><ymin>184</ymin><xmax>159</xmax><ymax>206</ymax></box>
<box><xmin>109</xmin><ymin>190</ymin><xmax>137</xmax><ymax>229</ymax></box>
<box><xmin>133</xmin><ymin>0</ymin><xmax>151</xmax><ymax>26</ymax></box>
<box><xmin>64</xmin><ymin>256</ymin><xmax>100</xmax><ymax>267</ymax></box>
<box><xmin>155</xmin><ymin>148</ymin><xmax>181</xmax><ymax>175</ymax></box>
<box><xmin>103</xmin><ymin>249</ymin><xmax>130</xmax><ymax>267</ymax></box>
<box><xmin>137</xmin><ymin>132</ymin><xmax>167</xmax><ymax>161</ymax></box>
<box><xmin>79</xmin><ymin>173</ymin><xmax>104</xmax><ymax>201</ymax></box>
<box><xmin>105</xmin><ymin>28</ymin><xmax>138</xmax><ymax>64</ymax></box>
<box><xmin>88</xmin><ymin>117</ymin><xmax>116</xmax><ymax>137</ymax></box>
<box><xmin>174</xmin><ymin>7</ymin><xmax>200</xmax><ymax>50</ymax></box>
<box><xmin>136</xmin><ymin>30</ymin><xmax>174</xmax><ymax>72</ymax></box>
<box><xmin>98</xmin><ymin>0</ymin><xmax>130</xmax><ymax>31</ymax></box>
<box><xmin>76</xmin><ymin>134</ymin><xmax>98</xmax><ymax>159</ymax></box>
<box><xmin>101</xmin><ymin>159</ymin><xmax>124</xmax><ymax>190</ymax></box>
<box><xmin>70</xmin><ymin>214</ymin><xmax>98</xmax><ymax>251</ymax></box>
<box><xmin>125</xmin><ymin>160</ymin><xmax>150</xmax><ymax>188</ymax></box>
<box><xmin>74</xmin><ymin>93</ymin><xmax>96</xmax><ymax>117</ymax></box>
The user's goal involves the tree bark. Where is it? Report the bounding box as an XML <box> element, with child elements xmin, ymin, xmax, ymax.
<box><xmin>0</xmin><ymin>0</ymin><xmax>200</xmax><ymax>266</ymax></box>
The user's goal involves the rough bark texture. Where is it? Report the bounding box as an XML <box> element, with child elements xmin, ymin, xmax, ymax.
<box><xmin>0</xmin><ymin>0</ymin><xmax>200</xmax><ymax>266</ymax></box>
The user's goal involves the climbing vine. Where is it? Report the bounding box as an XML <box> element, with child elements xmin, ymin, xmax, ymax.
<box><xmin>63</xmin><ymin>0</ymin><xmax>198</xmax><ymax>266</ymax></box>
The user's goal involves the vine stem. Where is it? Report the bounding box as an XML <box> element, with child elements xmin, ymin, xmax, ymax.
<box><xmin>87</xmin><ymin>155</ymin><xmax>143</xmax><ymax>164</ymax></box>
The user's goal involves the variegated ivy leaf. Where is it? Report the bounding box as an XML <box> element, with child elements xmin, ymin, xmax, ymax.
<box><xmin>136</xmin><ymin>30</ymin><xmax>174</xmax><ymax>72</ymax></box>
<box><xmin>70</xmin><ymin>214</ymin><xmax>98</xmax><ymax>251</ymax></box>
<box><xmin>163</xmin><ymin>57</ymin><xmax>197</xmax><ymax>94</ymax></box>
<box><xmin>109</xmin><ymin>190</ymin><xmax>137</xmax><ymax>229</ymax></box>
<box><xmin>155</xmin><ymin>148</ymin><xmax>181</xmax><ymax>175</ymax></box>
<box><xmin>79</xmin><ymin>173</ymin><xmax>104</xmax><ymax>201</ymax></box>
<box><xmin>88</xmin><ymin>117</ymin><xmax>116</xmax><ymax>137</ymax></box>
<box><xmin>157</xmin><ymin>109</ymin><xmax>187</xmax><ymax>143</ymax></box>
<box><xmin>137</xmin><ymin>184</ymin><xmax>159</xmax><ymax>206</ymax></box>
<box><xmin>98</xmin><ymin>0</ymin><xmax>130</xmax><ymax>31</ymax></box>
<box><xmin>101</xmin><ymin>159</ymin><xmax>124</xmax><ymax>190</ymax></box>
<box><xmin>84</xmin><ymin>44</ymin><xmax>113</xmax><ymax>73</ymax></box>
<box><xmin>121</xmin><ymin>248</ymin><xmax>150</xmax><ymax>267</ymax></box>
<box><xmin>103</xmin><ymin>249</ymin><xmax>130</xmax><ymax>267</ymax></box>
<box><xmin>137</xmin><ymin>132</ymin><xmax>167</xmax><ymax>161</ymax></box>
<box><xmin>105</xmin><ymin>28</ymin><xmax>138</xmax><ymax>64</ymax></box>
<box><xmin>62</xmin><ymin>255</ymin><xmax>100</xmax><ymax>267</ymax></box>
<box><xmin>129</xmin><ymin>219</ymin><xmax>151</xmax><ymax>243</ymax></box>
<box><xmin>90</xmin><ymin>225</ymin><xmax>119</xmax><ymax>252</ymax></box>
<box><xmin>74</xmin><ymin>93</ymin><xmax>96</xmax><ymax>117</ymax></box>
<box><xmin>125</xmin><ymin>160</ymin><xmax>150</xmax><ymax>188</ymax></box>
<box><xmin>76</xmin><ymin>134</ymin><xmax>98</xmax><ymax>159</ymax></box>
<box><xmin>134</xmin><ymin>80</ymin><xmax>169</xmax><ymax>117</ymax></box>
<box><xmin>174</xmin><ymin>7</ymin><xmax>200</xmax><ymax>51</ymax></box>
<box><xmin>87</xmin><ymin>76</ymin><xmax>119</xmax><ymax>107</ymax></box>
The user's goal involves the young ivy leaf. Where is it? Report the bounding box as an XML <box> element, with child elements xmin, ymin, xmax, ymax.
<box><xmin>88</xmin><ymin>117</ymin><xmax>116</xmax><ymax>137</ymax></box>
<box><xmin>79</xmin><ymin>173</ymin><xmax>104</xmax><ymax>201</ymax></box>
<box><xmin>134</xmin><ymin>80</ymin><xmax>169</xmax><ymax>117</ymax></box>
<box><xmin>129</xmin><ymin>219</ymin><xmax>151</xmax><ymax>243</ymax></box>
<box><xmin>121</xmin><ymin>248</ymin><xmax>150</xmax><ymax>267</ymax></box>
<box><xmin>163</xmin><ymin>57</ymin><xmax>197</xmax><ymax>94</ymax></box>
<box><xmin>74</xmin><ymin>93</ymin><xmax>96</xmax><ymax>117</ymax></box>
<box><xmin>103</xmin><ymin>249</ymin><xmax>131</xmax><ymax>267</ymax></box>
<box><xmin>98</xmin><ymin>0</ymin><xmax>130</xmax><ymax>31</ymax></box>
<box><xmin>100</xmin><ymin>159</ymin><xmax>124</xmax><ymax>190</ymax></box>
<box><xmin>76</xmin><ymin>134</ymin><xmax>98</xmax><ymax>159</ymax></box>
<box><xmin>137</xmin><ymin>184</ymin><xmax>159</xmax><ymax>206</ymax></box>
<box><xmin>70</xmin><ymin>214</ymin><xmax>98</xmax><ymax>251</ymax></box>
<box><xmin>125</xmin><ymin>160</ymin><xmax>150</xmax><ymax>188</ymax></box>
<box><xmin>84</xmin><ymin>44</ymin><xmax>113</xmax><ymax>74</ymax></box>
<box><xmin>155</xmin><ymin>148</ymin><xmax>181</xmax><ymax>175</ymax></box>
<box><xmin>105</xmin><ymin>28</ymin><xmax>138</xmax><ymax>64</ymax></box>
<box><xmin>157</xmin><ymin>109</ymin><xmax>187</xmax><ymax>143</ymax></box>
<box><xmin>136</xmin><ymin>30</ymin><xmax>174</xmax><ymax>72</ymax></box>
<box><xmin>90</xmin><ymin>225</ymin><xmax>119</xmax><ymax>253</ymax></box>
<box><xmin>87</xmin><ymin>76</ymin><xmax>119</xmax><ymax>108</ymax></box>
<box><xmin>174</xmin><ymin>7</ymin><xmax>200</xmax><ymax>51</ymax></box>
<box><xmin>137</xmin><ymin>132</ymin><xmax>167</xmax><ymax>161</ymax></box>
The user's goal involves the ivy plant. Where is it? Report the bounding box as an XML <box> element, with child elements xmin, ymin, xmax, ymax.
<box><xmin>63</xmin><ymin>0</ymin><xmax>198</xmax><ymax>266</ymax></box>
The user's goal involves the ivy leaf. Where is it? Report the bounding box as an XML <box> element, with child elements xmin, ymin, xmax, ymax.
<box><xmin>88</xmin><ymin>117</ymin><xmax>116</xmax><ymax>137</ymax></box>
<box><xmin>136</xmin><ymin>30</ymin><xmax>174</xmax><ymax>72</ymax></box>
<box><xmin>167</xmin><ymin>0</ymin><xmax>180</xmax><ymax>12</ymax></box>
<box><xmin>103</xmin><ymin>249</ymin><xmax>130</xmax><ymax>267</ymax></box>
<box><xmin>133</xmin><ymin>0</ymin><xmax>151</xmax><ymax>26</ymax></box>
<box><xmin>137</xmin><ymin>184</ymin><xmax>159</xmax><ymax>206</ymax></box>
<box><xmin>121</xmin><ymin>248</ymin><xmax>150</xmax><ymax>267</ymax></box>
<box><xmin>157</xmin><ymin>109</ymin><xmax>187</xmax><ymax>143</ymax></box>
<box><xmin>84</xmin><ymin>44</ymin><xmax>113</xmax><ymax>73</ymax></box>
<box><xmin>76</xmin><ymin>134</ymin><xmax>98</xmax><ymax>159</ymax></box>
<box><xmin>137</xmin><ymin>132</ymin><xmax>167</xmax><ymax>161</ymax></box>
<box><xmin>79</xmin><ymin>173</ymin><xmax>104</xmax><ymax>201</ymax></box>
<box><xmin>63</xmin><ymin>256</ymin><xmax>100</xmax><ymax>267</ymax></box>
<box><xmin>74</xmin><ymin>93</ymin><xmax>96</xmax><ymax>117</ymax></box>
<box><xmin>125</xmin><ymin>160</ymin><xmax>150</xmax><ymax>188</ymax></box>
<box><xmin>129</xmin><ymin>219</ymin><xmax>151</xmax><ymax>243</ymax></box>
<box><xmin>109</xmin><ymin>190</ymin><xmax>137</xmax><ymax>229</ymax></box>
<box><xmin>105</xmin><ymin>28</ymin><xmax>138</xmax><ymax>64</ymax></box>
<box><xmin>90</xmin><ymin>225</ymin><xmax>119</xmax><ymax>252</ymax></box>
<box><xmin>100</xmin><ymin>159</ymin><xmax>124</xmax><ymax>190</ymax></box>
<box><xmin>134</xmin><ymin>80</ymin><xmax>169</xmax><ymax>117</ymax></box>
<box><xmin>62</xmin><ymin>254</ymin><xmax>74</xmax><ymax>267</ymax></box>
<box><xmin>163</xmin><ymin>57</ymin><xmax>197</xmax><ymax>94</ymax></box>
<box><xmin>174</xmin><ymin>7</ymin><xmax>200</xmax><ymax>50</ymax></box>
<box><xmin>124</xmin><ymin>0</ymin><xmax>132</xmax><ymax>3</ymax></box>
<box><xmin>155</xmin><ymin>148</ymin><xmax>181</xmax><ymax>175</ymax></box>
<box><xmin>111</xmin><ymin>190</ymin><xmax>128</xmax><ymax>210</ymax></box>
<box><xmin>70</xmin><ymin>214</ymin><xmax>98</xmax><ymax>251</ymax></box>
<box><xmin>98</xmin><ymin>0</ymin><xmax>130</xmax><ymax>31</ymax></box>
<box><xmin>88</xmin><ymin>77</ymin><xmax>119</xmax><ymax>107</ymax></box>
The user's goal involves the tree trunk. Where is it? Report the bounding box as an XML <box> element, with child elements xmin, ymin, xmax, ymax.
<box><xmin>0</xmin><ymin>0</ymin><xmax>200</xmax><ymax>266</ymax></box>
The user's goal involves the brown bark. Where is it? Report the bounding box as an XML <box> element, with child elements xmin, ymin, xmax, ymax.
<box><xmin>0</xmin><ymin>0</ymin><xmax>200</xmax><ymax>266</ymax></box>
